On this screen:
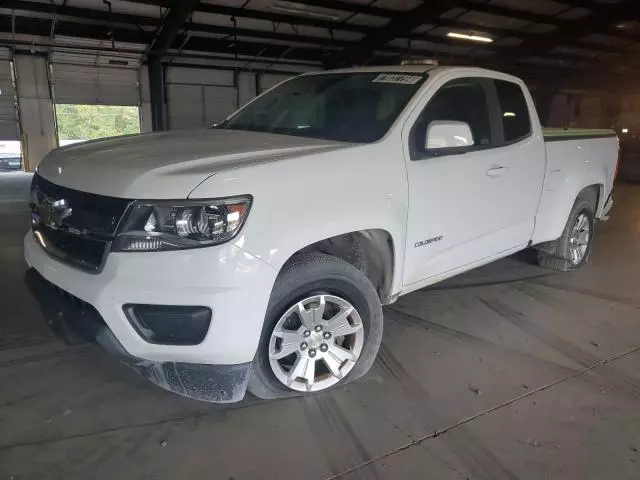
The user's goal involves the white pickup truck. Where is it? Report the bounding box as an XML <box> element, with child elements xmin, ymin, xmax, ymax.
<box><xmin>25</xmin><ymin>65</ymin><xmax>618</xmax><ymax>402</ymax></box>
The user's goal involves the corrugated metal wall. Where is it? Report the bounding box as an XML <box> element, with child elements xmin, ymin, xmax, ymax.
<box><xmin>166</xmin><ymin>67</ymin><xmax>237</xmax><ymax>129</ymax></box>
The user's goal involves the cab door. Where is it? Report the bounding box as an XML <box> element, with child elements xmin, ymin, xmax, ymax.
<box><xmin>402</xmin><ymin>74</ymin><xmax>543</xmax><ymax>287</ymax></box>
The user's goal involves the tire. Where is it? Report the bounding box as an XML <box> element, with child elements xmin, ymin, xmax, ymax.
<box><xmin>248</xmin><ymin>253</ymin><xmax>383</xmax><ymax>400</ymax></box>
<box><xmin>536</xmin><ymin>193</ymin><xmax>596</xmax><ymax>272</ymax></box>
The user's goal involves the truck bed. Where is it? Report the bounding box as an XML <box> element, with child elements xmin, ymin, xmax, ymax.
<box><xmin>531</xmin><ymin>129</ymin><xmax>619</xmax><ymax>246</ymax></box>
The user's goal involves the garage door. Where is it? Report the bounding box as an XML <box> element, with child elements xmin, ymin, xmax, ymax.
<box><xmin>166</xmin><ymin>67</ymin><xmax>237</xmax><ymax>130</ymax></box>
<box><xmin>0</xmin><ymin>50</ymin><xmax>19</xmax><ymax>140</ymax></box>
<box><xmin>51</xmin><ymin>64</ymin><xmax>139</xmax><ymax>105</ymax></box>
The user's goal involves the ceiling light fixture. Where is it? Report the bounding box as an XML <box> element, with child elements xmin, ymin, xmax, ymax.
<box><xmin>270</xmin><ymin>1</ymin><xmax>343</xmax><ymax>21</ymax></box>
<box><xmin>447</xmin><ymin>32</ymin><xmax>493</xmax><ymax>43</ymax></box>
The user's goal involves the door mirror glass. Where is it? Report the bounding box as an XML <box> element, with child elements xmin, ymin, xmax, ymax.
<box><xmin>425</xmin><ymin>121</ymin><xmax>475</xmax><ymax>150</ymax></box>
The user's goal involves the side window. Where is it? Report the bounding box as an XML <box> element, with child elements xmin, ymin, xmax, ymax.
<box><xmin>412</xmin><ymin>77</ymin><xmax>492</xmax><ymax>157</ymax></box>
<box><xmin>494</xmin><ymin>80</ymin><xmax>531</xmax><ymax>143</ymax></box>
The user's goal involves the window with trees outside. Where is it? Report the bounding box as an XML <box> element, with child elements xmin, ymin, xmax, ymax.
<box><xmin>55</xmin><ymin>104</ymin><xmax>140</xmax><ymax>146</ymax></box>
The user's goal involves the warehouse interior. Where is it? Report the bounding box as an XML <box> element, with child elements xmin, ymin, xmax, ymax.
<box><xmin>1</xmin><ymin>1</ymin><xmax>640</xmax><ymax>479</ymax></box>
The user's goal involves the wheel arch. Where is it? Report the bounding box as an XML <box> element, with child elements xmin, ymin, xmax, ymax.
<box><xmin>283</xmin><ymin>229</ymin><xmax>397</xmax><ymax>305</ymax></box>
<box><xmin>532</xmin><ymin>181</ymin><xmax>604</xmax><ymax>246</ymax></box>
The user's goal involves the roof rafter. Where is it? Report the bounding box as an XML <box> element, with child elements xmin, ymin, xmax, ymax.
<box><xmin>326</xmin><ymin>1</ymin><xmax>465</xmax><ymax>67</ymax></box>
<box><xmin>495</xmin><ymin>0</ymin><xmax>640</xmax><ymax>69</ymax></box>
<box><xmin>148</xmin><ymin>0</ymin><xmax>200</xmax><ymax>60</ymax></box>
<box><xmin>293</xmin><ymin>0</ymin><xmax>640</xmax><ymax>42</ymax></box>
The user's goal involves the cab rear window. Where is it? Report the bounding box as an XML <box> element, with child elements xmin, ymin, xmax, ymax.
<box><xmin>494</xmin><ymin>80</ymin><xmax>531</xmax><ymax>143</ymax></box>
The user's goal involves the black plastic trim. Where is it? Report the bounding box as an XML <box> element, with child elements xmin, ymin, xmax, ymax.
<box><xmin>25</xmin><ymin>269</ymin><xmax>250</xmax><ymax>403</ymax></box>
<box><xmin>30</xmin><ymin>173</ymin><xmax>132</xmax><ymax>273</ymax></box>
<box><xmin>123</xmin><ymin>303</ymin><xmax>212</xmax><ymax>346</ymax></box>
<box><xmin>544</xmin><ymin>133</ymin><xmax>618</xmax><ymax>142</ymax></box>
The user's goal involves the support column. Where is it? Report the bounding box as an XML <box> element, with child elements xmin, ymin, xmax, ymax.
<box><xmin>148</xmin><ymin>60</ymin><xmax>166</xmax><ymax>131</ymax></box>
<box><xmin>14</xmin><ymin>55</ymin><xmax>57</xmax><ymax>171</ymax></box>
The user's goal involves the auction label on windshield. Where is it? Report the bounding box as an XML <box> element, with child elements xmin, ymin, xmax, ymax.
<box><xmin>372</xmin><ymin>73</ymin><xmax>422</xmax><ymax>84</ymax></box>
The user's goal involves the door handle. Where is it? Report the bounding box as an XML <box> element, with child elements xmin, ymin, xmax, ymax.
<box><xmin>486</xmin><ymin>165</ymin><xmax>508</xmax><ymax>177</ymax></box>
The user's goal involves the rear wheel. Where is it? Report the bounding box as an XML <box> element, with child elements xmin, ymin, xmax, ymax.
<box><xmin>536</xmin><ymin>195</ymin><xmax>595</xmax><ymax>271</ymax></box>
<box><xmin>248</xmin><ymin>253</ymin><xmax>383</xmax><ymax>399</ymax></box>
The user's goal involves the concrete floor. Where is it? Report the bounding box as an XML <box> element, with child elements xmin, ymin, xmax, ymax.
<box><xmin>1</xmin><ymin>172</ymin><xmax>640</xmax><ymax>480</ymax></box>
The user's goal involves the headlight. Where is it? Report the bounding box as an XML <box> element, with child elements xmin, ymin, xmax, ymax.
<box><xmin>113</xmin><ymin>196</ymin><xmax>251</xmax><ymax>252</ymax></box>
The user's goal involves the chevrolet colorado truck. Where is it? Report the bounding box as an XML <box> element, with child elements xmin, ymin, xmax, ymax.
<box><xmin>25</xmin><ymin>65</ymin><xmax>618</xmax><ymax>402</ymax></box>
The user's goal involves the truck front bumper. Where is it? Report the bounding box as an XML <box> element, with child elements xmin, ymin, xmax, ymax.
<box><xmin>24</xmin><ymin>233</ymin><xmax>279</xmax><ymax>402</ymax></box>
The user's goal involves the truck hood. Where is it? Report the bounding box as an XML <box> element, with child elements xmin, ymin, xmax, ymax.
<box><xmin>37</xmin><ymin>129</ymin><xmax>351</xmax><ymax>199</ymax></box>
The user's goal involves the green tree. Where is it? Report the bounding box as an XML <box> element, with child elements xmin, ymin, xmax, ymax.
<box><xmin>56</xmin><ymin>104</ymin><xmax>140</xmax><ymax>141</ymax></box>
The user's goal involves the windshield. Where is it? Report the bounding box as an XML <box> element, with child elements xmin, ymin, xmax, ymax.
<box><xmin>219</xmin><ymin>72</ymin><xmax>427</xmax><ymax>143</ymax></box>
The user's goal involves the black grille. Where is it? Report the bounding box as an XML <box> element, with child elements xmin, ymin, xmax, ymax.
<box><xmin>30</xmin><ymin>174</ymin><xmax>131</xmax><ymax>272</ymax></box>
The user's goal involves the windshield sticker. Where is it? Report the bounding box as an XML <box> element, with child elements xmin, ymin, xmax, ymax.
<box><xmin>372</xmin><ymin>74</ymin><xmax>422</xmax><ymax>85</ymax></box>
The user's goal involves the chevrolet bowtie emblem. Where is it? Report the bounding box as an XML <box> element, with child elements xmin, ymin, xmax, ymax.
<box><xmin>40</xmin><ymin>198</ymin><xmax>72</xmax><ymax>229</ymax></box>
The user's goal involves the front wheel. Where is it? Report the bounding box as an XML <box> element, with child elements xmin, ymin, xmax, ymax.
<box><xmin>248</xmin><ymin>253</ymin><xmax>383</xmax><ymax>399</ymax></box>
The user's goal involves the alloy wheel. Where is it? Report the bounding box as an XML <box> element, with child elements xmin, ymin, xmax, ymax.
<box><xmin>268</xmin><ymin>294</ymin><xmax>364</xmax><ymax>392</ymax></box>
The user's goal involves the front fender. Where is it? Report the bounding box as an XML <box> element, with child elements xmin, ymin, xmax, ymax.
<box><xmin>189</xmin><ymin>141</ymin><xmax>408</xmax><ymax>295</ymax></box>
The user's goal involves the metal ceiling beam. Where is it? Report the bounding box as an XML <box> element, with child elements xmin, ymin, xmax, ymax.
<box><xmin>181</xmin><ymin>23</ymin><xmax>355</xmax><ymax>49</ymax></box>
<box><xmin>0</xmin><ymin>7</ymin><xmax>450</xmax><ymax>56</ymax></box>
<box><xmin>192</xmin><ymin>2</ymin><xmax>370</xmax><ymax>35</ymax></box>
<box><xmin>295</xmin><ymin>0</ymin><xmax>640</xmax><ymax>42</ymax></box>
<box><xmin>1</xmin><ymin>13</ymin><xmax>152</xmax><ymax>45</ymax></box>
<box><xmin>327</xmin><ymin>1</ymin><xmax>463</xmax><ymax>67</ymax></box>
<box><xmin>495</xmin><ymin>0</ymin><xmax>640</xmax><ymax>70</ymax></box>
<box><xmin>280</xmin><ymin>0</ymin><xmax>398</xmax><ymax>19</ymax></box>
<box><xmin>3</xmin><ymin>0</ymin><xmax>159</xmax><ymax>28</ymax></box>
<box><xmin>457</xmin><ymin>0</ymin><xmax>640</xmax><ymax>42</ymax></box>
<box><xmin>3</xmin><ymin>1</ymin><xmax>639</xmax><ymax>86</ymax></box>
<box><xmin>4</xmin><ymin>2</ymin><xmax>352</xmax><ymax>49</ymax></box>
<box><xmin>192</xmin><ymin>1</ymin><xmax>631</xmax><ymax>57</ymax></box>
<box><xmin>0</xmin><ymin>4</ymin><xmax>531</xmax><ymax>63</ymax></box>
<box><xmin>0</xmin><ymin>12</ymin><xmax>614</xmax><ymax>76</ymax></box>
<box><xmin>0</xmin><ymin>14</ymin><xmax>323</xmax><ymax>64</ymax></box>
<box><xmin>4</xmin><ymin>14</ymin><xmax>631</xmax><ymax>91</ymax></box>
<box><xmin>119</xmin><ymin>0</ymin><xmax>640</xmax><ymax>58</ymax></box>
<box><xmin>148</xmin><ymin>0</ymin><xmax>200</xmax><ymax>60</ymax></box>
<box><xmin>5</xmin><ymin>0</ymin><xmax>621</xmax><ymax>65</ymax></box>
<box><xmin>551</xmin><ymin>0</ymin><xmax>640</xmax><ymax>22</ymax></box>
<box><xmin>415</xmin><ymin>17</ymin><xmax>623</xmax><ymax>55</ymax></box>
<box><xmin>0</xmin><ymin>13</ymin><xmax>550</xmax><ymax>73</ymax></box>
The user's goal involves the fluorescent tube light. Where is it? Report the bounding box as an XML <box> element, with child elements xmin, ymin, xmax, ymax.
<box><xmin>447</xmin><ymin>32</ymin><xmax>493</xmax><ymax>43</ymax></box>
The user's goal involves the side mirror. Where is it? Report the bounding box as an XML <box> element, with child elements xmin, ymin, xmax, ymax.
<box><xmin>425</xmin><ymin>121</ymin><xmax>474</xmax><ymax>150</ymax></box>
